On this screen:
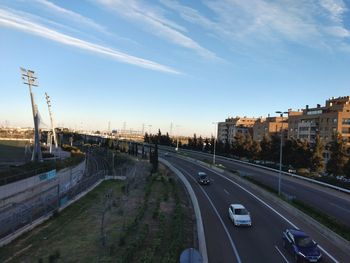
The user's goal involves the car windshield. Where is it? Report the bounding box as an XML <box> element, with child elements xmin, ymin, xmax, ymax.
<box><xmin>199</xmin><ymin>175</ymin><xmax>207</xmax><ymax>179</ymax></box>
<box><xmin>234</xmin><ymin>208</ymin><xmax>248</xmax><ymax>215</ymax></box>
<box><xmin>296</xmin><ymin>236</ymin><xmax>315</xmax><ymax>248</ymax></box>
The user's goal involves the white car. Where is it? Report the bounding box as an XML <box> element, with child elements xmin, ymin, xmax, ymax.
<box><xmin>228</xmin><ymin>204</ymin><xmax>252</xmax><ymax>227</ymax></box>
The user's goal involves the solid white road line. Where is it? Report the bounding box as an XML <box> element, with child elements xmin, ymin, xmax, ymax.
<box><xmin>193</xmin><ymin>161</ymin><xmax>340</xmax><ymax>263</ymax></box>
<box><xmin>179</xmin><ymin>167</ymin><xmax>242</xmax><ymax>263</ymax></box>
<box><xmin>274</xmin><ymin>245</ymin><xmax>289</xmax><ymax>263</ymax></box>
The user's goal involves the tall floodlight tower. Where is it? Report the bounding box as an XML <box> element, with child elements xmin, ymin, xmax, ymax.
<box><xmin>20</xmin><ymin>67</ymin><xmax>43</xmax><ymax>162</ymax></box>
<box><xmin>45</xmin><ymin>92</ymin><xmax>58</xmax><ymax>152</ymax></box>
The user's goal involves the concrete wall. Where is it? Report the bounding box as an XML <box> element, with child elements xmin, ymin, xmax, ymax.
<box><xmin>0</xmin><ymin>161</ymin><xmax>85</xmax><ymax>209</ymax></box>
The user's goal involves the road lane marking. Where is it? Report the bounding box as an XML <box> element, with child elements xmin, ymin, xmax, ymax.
<box><xmin>275</xmin><ymin>245</ymin><xmax>289</xmax><ymax>263</ymax></box>
<box><xmin>191</xmin><ymin>161</ymin><xmax>340</xmax><ymax>263</ymax></box>
<box><xmin>178</xmin><ymin>167</ymin><xmax>242</xmax><ymax>263</ymax></box>
<box><xmin>224</xmin><ymin>189</ymin><xmax>230</xmax><ymax>195</ymax></box>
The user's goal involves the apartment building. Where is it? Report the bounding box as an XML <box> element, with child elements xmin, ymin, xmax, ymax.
<box><xmin>288</xmin><ymin>96</ymin><xmax>350</xmax><ymax>144</ymax></box>
<box><xmin>253</xmin><ymin>116</ymin><xmax>288</xmax><ymax>141</ymax></box>
<box><xmin>217</xmin><ymin>117</ymin><xmax>257</xmax><ymax>144</ymax></box>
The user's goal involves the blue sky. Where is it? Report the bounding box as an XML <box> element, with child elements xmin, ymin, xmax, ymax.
<box><xmin>1</xmin><ymin>0</ymin><xmax>350</xmax><ymax>137</ymax></box>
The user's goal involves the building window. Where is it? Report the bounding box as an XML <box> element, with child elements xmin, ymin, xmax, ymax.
<box><xmin>342</xmin><ymin>118</ymin><xmax>350</xmax><ymax>125</ymax></box>
<box><xmin>333</xmin><ymin>118</ymin><xmax>337</xmax><ymax>123</ymax></box>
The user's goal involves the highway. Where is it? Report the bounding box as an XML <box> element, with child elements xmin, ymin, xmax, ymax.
<box><xmin>163</xmin><ymin>152</ymin><xmax>349</xmax><ymax>263</ymax></box>
<box><xmin>161</xmin><ymin>147</ymin><xmax>350</xmax><ymax>229</ymax></box>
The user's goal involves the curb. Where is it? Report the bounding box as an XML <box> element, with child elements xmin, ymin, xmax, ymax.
<box><xmin>159</xmin><ymin>158</ymin><xmax>208</xmax><ymax>263</ymax></box>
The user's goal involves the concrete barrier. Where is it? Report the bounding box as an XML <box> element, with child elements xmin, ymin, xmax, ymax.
<box><xmin>160</xmin><ymin>158</ymin><xmax>208</xmax><ymax>263</ymax></box>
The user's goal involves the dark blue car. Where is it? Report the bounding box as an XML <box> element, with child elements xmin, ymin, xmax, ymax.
<box><xmin>282</xmin><ymin>229</ymin><xmax>322</xmax><ymax>262</ymax></box>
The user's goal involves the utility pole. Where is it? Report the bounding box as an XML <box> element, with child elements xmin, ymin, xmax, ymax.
<box><xmin>45</xmin><ymin>92</ymin><xmax>58</xmax><ymax>153</ymax></box>
<box><xmin>20</xmin><ymin>67</ymin><xmax>42</xmax><ymax>162</ymax></box>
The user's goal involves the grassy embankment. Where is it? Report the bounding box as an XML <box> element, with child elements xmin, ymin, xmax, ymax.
<box><xmin>0</xmin><ymin>157</ymin><xmax>195</xmax><ymax>263</ymax></box>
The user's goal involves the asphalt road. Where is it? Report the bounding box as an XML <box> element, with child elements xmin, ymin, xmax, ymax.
<box><xmin>166</xmin><ymin>148</ymin><xmax>350</xmax><ymax>229</ymax></box>
<box><xmin>164</xmin><ymin>153</ymin><xmax>349</xmax><ymax>263</ymax></box>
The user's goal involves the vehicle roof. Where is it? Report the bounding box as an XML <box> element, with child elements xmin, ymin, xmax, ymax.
<box><xmin>230</xmin><ymin>204</ymin><xmax>245</xmax><ymax>209</ymax></box>
<box><xmin>287</xmin><ymin>229</ymin><xmax>309</xmax><ymax>238</ymax></box>
<box><xmin>198</xmin><ymin>172</ymin><xmax>207</xmax><ymax>175</ymax></box>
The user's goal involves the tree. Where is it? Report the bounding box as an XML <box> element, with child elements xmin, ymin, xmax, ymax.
<box><xmin>144</xmin><ymin>132</ymin><xmax>149</xmax><ymax>143</ymax></box>
<box><xmin>310</xmin><ymin>135</ymin><xmax>324</xmax><ymax>173</ymax></box>
<box><xmin>270</xmin><ymin>134</ymin><xmax>281</xmax><ymax>163</ymax></box>
<box><xmin>294</xmin><ymin>139</ymin><xmax>311</xmax><ymax>169</ymax></box>
<box><xmin>153</xmin><ymin>143</ymin><xmax>158</xmax><ymax>172</ymax></box>
<box><xmin>251</xmin><ymin>140</ymin><xmax>262</xmax><ymax>160</ymax></box>
<box><xmin>243</xmin><ymin>134</ymin><xmax>253</xmax><ymax>159</ymax></box>
<box><xmin>224</xmin><ymin>140</ymin><xmax>231</xmax><ymax>156</ymax></box>
<box><xmin>344</xmin><ymin>159</ymin><xmax>350</xmax><ymax>178</ymax></box>
<box><xmin>232</xmin><ymin>132</ymin><xmax>245</xmax><ymax>158</ymax></box>
<box><xmin>198</xmin><ymin>136</ymin><xmax>204</xmax><ymax>151</ymax></box>
<box><xmin>326</xmin><ymin>134</ymin><xmax>349</xmax><ymax>176</ymax></box>
<box><xmin>260</xmin><ymin>134</ymin><xmax>272</xmax><ymax>163</ymax></box>
<box><xmin>204</xmin><ymin>138</ymin><xmax>211</xmax><ymax>152</ymax></box>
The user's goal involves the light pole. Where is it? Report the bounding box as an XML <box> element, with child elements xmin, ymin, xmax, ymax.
<box><xmin>275</xmin><ymin>111</ymin><xmax>288</xmax><ymax>196</ymax></box>
<box><xmin>212</xmin><ymin>122</ymin><xmax>218</xmax><ymax>165</ymax></box>
<box><xmin>175</xmin><ymin>125</ymin><xmax>181</xmax><ymax>151</ymax></box>
<box><xmin>20</xmin><ymin>67</ymin><xmax>42</xmax><ymax>162</ymax></box>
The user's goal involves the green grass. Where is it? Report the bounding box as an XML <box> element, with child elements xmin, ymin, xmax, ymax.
<box><xmin>0</xmin><ymin>159</ymin><xmax>194</xmax><ymax>263</ymax></box>
<box><xmin>0</xmin><ymin>180</ymin><xmax>123</xmax><ymax>263</ymax></box>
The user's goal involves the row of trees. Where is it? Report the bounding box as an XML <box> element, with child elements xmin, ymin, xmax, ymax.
<box><xmin>142</xmin><ymin>129</ymin><xmax>350</xmax><ymax>177</ymax></box>
<box><xmin>184</xmin><ymin>132</ymin><xmax>350</xmax><ymax>178</ymax></box>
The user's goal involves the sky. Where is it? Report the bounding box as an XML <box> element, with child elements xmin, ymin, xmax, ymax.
<box><xmin>0</xmin><ymin>0</ymin><xmax>350</xmax><ymax>137</ymax></box>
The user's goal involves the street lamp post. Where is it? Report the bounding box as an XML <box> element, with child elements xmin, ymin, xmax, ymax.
<box><xmin>175</xmin><ymin>125</ymin><xmax>181</xmax><ymax>151</ymax></box>
<box><xmin>212</xmin><ymin>122</ymin><xmax>218</xmax><ymax>165</ymax></box>
<box><xmin>275</xmin><ymin>111</ymin><xmax>288</xmax><ymax>196</ymax></box>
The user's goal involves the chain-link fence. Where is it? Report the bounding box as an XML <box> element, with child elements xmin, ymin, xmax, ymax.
<box><xmin>0</xmin><ymin>169</ymin><xmax>106</xmax><ymax>241</ymax></box>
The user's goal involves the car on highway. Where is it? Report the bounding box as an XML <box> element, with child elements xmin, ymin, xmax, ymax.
<box><xmin>197</xmin><ymin>172</ymin><xmax>210</xmax><ymax>185</ymax></box>
<box><xmin>282</xmin><ymin>229</ymin><xmax>322</xmax><ymax>262</ymax></box>
<box><xmin>228</xmin><ymin>204</ymin><xmax>252</xmax><ymax>227</ymax></box>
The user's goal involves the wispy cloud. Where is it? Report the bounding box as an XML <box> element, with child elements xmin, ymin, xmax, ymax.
<box><xmin>35</xmin><ymin>0</ymin><xmax>109</xmax><ymax>34</ymax></box>
<box><xmin>94</xmin><ymin>0</ymin><xmax>220</xmax><ymax>60</ymax></box>
<box><xmin>0</xmin><ymin>8</ymin><xmax>180</xmax><ymax>74</ymax></box>
<box><xmin>320</xmin><ymin>0</ymin><xmax>347</xmax><ymax>23</ymax></box>
<box><xmin>160</xmin><ymin>0</ymin><xmax>350</xmax><ymax>53</ymax></box>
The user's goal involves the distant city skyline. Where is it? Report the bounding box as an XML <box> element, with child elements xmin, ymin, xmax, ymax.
<box><xmin>1</xmin><ymin>0</ymin><xmax>350</xmax><ymax>137</ymax></box>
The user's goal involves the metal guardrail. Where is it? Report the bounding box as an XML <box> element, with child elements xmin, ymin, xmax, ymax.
<box><xmin>158</xmin><ymin>146</ymin><xmax>350</xmax><ymax>195</ymax></box>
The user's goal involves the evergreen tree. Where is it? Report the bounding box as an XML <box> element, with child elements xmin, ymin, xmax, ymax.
<box><xmin>344</xmin><ymin>159</ymin><xmax>350</xmax><ymax>178</ymax></box>
<box><xmin>260</xmin><ymin>134</ymin><xmax>272</xmax><ymax>162</ymax></box>
<box><xmin>243</xmin><ymin>134</ymin><xmax>253</xmax><ymax>159</ymax></box>
<box><xmin>224</xmin><ymin>140</ymin><xmax>231</xmax><ymax>156</ymax></box>
<box><xmin>232</xmin><ymin>132</ymin><xmax>245</xmax><ymax>158</ymax></box>
<box><xmin>251</xmin><ymin>140</ymin><xmax>262</xmax><ymax>160</ymax></box>
<box><xmin>144</xmin><ymin>132</ymin><xmax>149</xmax><ymax>143</ymax></box>
<box><xmin>198</xmin><ymin>136</ymin><xmax>204</xmax><ymax>151</ymax></box>
<box><xmin>204</xmin><ymin>138</ymin><xmax>211</xmax><ymax>152</ymax></box>
<box><xmin>326</xmin><ymin>134</ymin><xmax>349</xmax><ymax>176</ymax></box>
<box><xmin>310</xmin><ymin>134</ymin><xmax>324</xmax><ymax>173</ymax></box>
<box><xmin>270</xmin><ymin>134</ymin><xmax>281</xmax><ymax>163</ymax></box>
<box><xmin>294</xmin><ymin>139</ymin><xmax>311</xmax><ymax>169</ymax></box>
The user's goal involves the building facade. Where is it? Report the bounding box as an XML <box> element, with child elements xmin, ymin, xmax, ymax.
<box><xmin>253</xmin><ymin>116</ymin><xmax>288</xmax><ymax>141</ymax></box>
<box><xmin>217</xmin><ymin>117</ymin><xmax>257</xmax><ymax>144</ymax></box>
<box><xmin>288</xmin><ymin>96</ymin><xmax>350</xmax><ymax>144</ymax></box>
